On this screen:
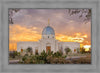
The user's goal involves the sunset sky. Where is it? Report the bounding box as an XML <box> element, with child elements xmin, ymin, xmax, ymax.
<box><xmin>9</xmin><ymin>9</ymin><xmax>91</xmax><ymax>51</ymax></box>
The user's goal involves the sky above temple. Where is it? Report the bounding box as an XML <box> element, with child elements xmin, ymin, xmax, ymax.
<box><xmin>9</xmin><ymin>9</ymin><xmax>91</xmax><ymax>51</ymax></box>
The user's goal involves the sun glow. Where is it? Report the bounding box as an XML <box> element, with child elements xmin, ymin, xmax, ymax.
<box><xmin>83</xmin><ymin>45</ymin><xmax>91</xmax><ymax>51</ymax></box>
<box><xmin>9</xmin><ymin>9</ymin><xmax>91</xmax><ymax>52</ymax></box>
<box><xmin>9</xmin><ymin>24</ymin><xmax>90</xmax><ymax>51</ymax></box>
<box><xmin>9</xmin><ymin>25</ymin><xmax>91</xmax><ymax>51</ymax></box>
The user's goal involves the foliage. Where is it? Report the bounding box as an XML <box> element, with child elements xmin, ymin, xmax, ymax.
<box><xmin>9</xmin><ymin>9</ymin><xmax>91</xmax><ymax>24</ymax></box>
<box><xmin>9</xmin><ymin>9</ymin><xmax>20</xmax><ymax>24</ymax></box>
<box><xmin>9</xmin><ymin>51</ymin><xmax>19</xmax><ymax>58</ymax></box>
<box><xmin>67</xmin><ymin>9</ymin><xmax>91</xmax><ymax>22</ymax></box>
<box><xmin>65</xmin><ymin>48</ymin><xmax>71</xmax><ymax>54</ymax></box>
<box><xmin>17</xmin><ymin>52</ymin><xmax>20</xmax><ymax>56</ymax></box>
<box><xmin>26</xmin><ymin>47</ymin><xmax>33</xmax><ymax>55</ymax></box>
<box><xmin>20</xmin><ymin>50</ymin><xmax>68</xmax><ymax>64</ymax></box>
<box><xmin>59</xmin><ymin>49</ymin><xmax>63</xmax><ymax>55</ymax></box>
<box><xmin>52</xmin><ymin>51</ymin><xmax>63</xmax><ymax>58</ymax></box>
<box><xmin>22</xmin><ymin>56</ymin><xmax>27</xmax><ymax>62</ymax></box>
<box><xmin>16</xmin><ymin>50</ymin><xmax>91</xmax><ymax>64</ymax></box>
<box><xmin>77</xmin><ymin>48</ymin><xmax>80</xmax><ymax>53</ymax></box>
<box><xmin>80</xmin><ymin>47</ymin><xmax>86</xmax><ymax>54</ymax></box>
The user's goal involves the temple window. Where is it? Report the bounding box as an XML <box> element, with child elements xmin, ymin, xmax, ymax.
<box><xmin>21</xmin><ymin>49</ymin><xmax>23</xmax><ymax>52</ymax></box>
<box><xmin>74</xmin><ymin>49</ymin><xmax>76</xmax><ymax>52</ymax></box>
<box><xmin>35</xmin><ymin>49</ymin><xmax>38</xmax><ymax>55</ymax></box>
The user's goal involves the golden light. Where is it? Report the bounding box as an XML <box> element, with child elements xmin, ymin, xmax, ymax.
<box><xmin>80</xmin><ymin>44</ymin><xmax>84</xmax><ymax>48</ymax></box>
<box><xmin>9</xmin><ymin>24</ymin><xmax>91</xmax><ymax>51</ymax></box>
<box><xmin>75</xmin><ymin>33</ymin><xmax>81</xmax><ymax>36</ymax></box>
<box><xmin>83</xmin><ymin>45</ymin><xmax>91</xmax><ymax>51</ymax></box>
<box><xmin>71</xmin><ymin>37</ymin><xmax>84</xmax><ymax>42</ymax></box>
<box><xmin>9</xmin><ymin>24</ymin><xmax>41</xmax><ymax>51</ymax></box>
<box><xmin>82</xmin><ymin>34</ymin><xmax>87</xmax><ymax>38</ymax></box>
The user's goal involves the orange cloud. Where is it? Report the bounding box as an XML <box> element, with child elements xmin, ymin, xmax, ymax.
<box><xmin>56</xmin><ymin>33</ymin><xmax>90</xmax><ymax>45</ymax></box>
<box><xmin>75</xmin><ymin>33</ymin><xmax>81</xmax><ymax>36</ymax></box>
<box><xmin>9</xmin><ymin>24</ymin><xmax>91</xmax><ymax>51</ymax></box>
<box><xmin>9</xmin><ymin>42</ymin><xmax>17</xmax><ymax>51</ymax></box>
<box><xmin>9</xmin><ymin>24</ymin><xmax>41</xmax><ymax>51</ymax></box>
<box><xmin>82</xmin><ymin>34</ymin><xmax>87</xmax><ymax>38</ymax></box>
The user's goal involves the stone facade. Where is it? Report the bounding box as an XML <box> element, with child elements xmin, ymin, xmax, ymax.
<box><xmin>17</xmin><ymin>25</ymin><xmax>80</xmax><ymax>54</ymax></box>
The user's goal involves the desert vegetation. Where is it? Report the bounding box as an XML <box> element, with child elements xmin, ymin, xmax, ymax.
<box><xmin>9</xmin><ymin>48</ymin><xmax>91</xmax><ymax>64</ymax></box>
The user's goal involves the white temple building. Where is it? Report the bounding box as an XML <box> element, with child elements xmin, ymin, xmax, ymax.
<box><xmin>17</xmin><ymin>20</ymin><xmax>80</xmax><ymax>54</ymax></box>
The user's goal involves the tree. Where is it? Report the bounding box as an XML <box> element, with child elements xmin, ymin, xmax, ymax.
<box><xmin>40</xmin><ymin>50</ymin><xmax>48</xmax><ymax>62</ymax></box>
<box><xmin>59</xmin><ymin>49</ymin><xmax>63</xmax><ymax>55</ymax></box>
<box><xmin>67</xmin><ymin>9</ymin><xmax>91</xmax><ymax>22</ymax></box>
<box><xmin>26</xmin><ymin>47</ymin><xmax>33</xmax><ymax>55</ymax></box>
<box><xmin>80</xmin><ymin>47</ymin><xmax>85</xmax><ymax>54</ymax></box>
<box><xmin>9</xmin><ymin>9</ymin><xmax>20</xmax><ymax>24</ymax></box>
<box><xmin>9</xmin><ymin>51</ymin><xmax>18</xmax><ymax>58</ymax></box>
<box><xmin>65</xmin><ymin>48</ymin><xmax>71</xmax><ymax>54</ymax></box>
<box><xmin>77</xmin><ymin>48</ymin><xmax>80</xmax><ymax>53</ymax></box>
<box><xmin>52</xmin><ymin>51</ymin><xmax>62</xmax><ymax>58</ymax></box>
<box><xmin>88</xmin><ymin>48</ymin><xmax>91</xmax><ymax>53</ymax></box>
<box><xmin>17</xmin><ymin>52</ymin><xmax>20</xmax><ymax>56</ymax></box>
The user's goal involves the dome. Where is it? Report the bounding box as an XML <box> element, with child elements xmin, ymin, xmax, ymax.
<box><xmin>42</xmin><ymin>26</ymin><xmax>55</xmax><ymax>35</ymax></box>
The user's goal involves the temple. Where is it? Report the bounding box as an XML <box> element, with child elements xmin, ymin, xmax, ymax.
<box><xmin>17</xmin><ymin>20</ymin><xmax>80</xmax><ymax>54</ymax></box>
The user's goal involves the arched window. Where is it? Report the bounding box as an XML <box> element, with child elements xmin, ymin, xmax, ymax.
<box><xmin>21</xmin><ymin>49</ymin><xmax>23</xmax><ymax>52</ymax></box>
<box><xmin>35</xmin><ymin>49</ymin><xmax>38</xmax><ymax>55</ymax></box>
<box><xmin>74</xmin><ymin>49</ymin><xmax>76</xmax><ymax>52</ymax></box>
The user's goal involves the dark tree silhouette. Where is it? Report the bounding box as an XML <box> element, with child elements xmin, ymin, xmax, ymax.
<box><xmin>67</xmin><ymin>9</ymin><xmax>91</xmax><ymax>22</ymax></box>
<box><xmin>9</xmin><ymin>9</ymin><xmax>20</xmax><ymax>24</ymax></box>
<box><xmin>65</xmin><ymin>47</ymin><xmax>71</xmax><ymax>54</ymax></box>
<box><xmin>8</xmin><ymin>9</ymin><xmax>91</xmax><ymax>24</ymax></box>
<box><xmin>26</xmin><ymin>47</ymin><xmax>33</xmax><ymax>54</ymax></box>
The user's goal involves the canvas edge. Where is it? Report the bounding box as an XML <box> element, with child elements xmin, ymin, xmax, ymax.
<box><xmin>0</xmin><ymin>0</ymin><xmax>100</xmax><ymax>73</ymax></box>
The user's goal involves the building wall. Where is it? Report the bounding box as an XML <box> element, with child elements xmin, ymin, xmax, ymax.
<box><xmin>17</xmin><ymin>40</ymin><xmax>80</xmax><ymax>54</ymax></box>
<box><xmin>39</xmin><ymin>38</ymin><xmax>58</xmax><ymax>53</ymax></box>
<box><xmin>42</xmin><ymin>35</ymin><xmax>55</xmax><ymax>39</ymax></box>
<box><xmin>17</xmin><ymin>42</ymin><xmax>39</xmax><ymax>54</ymax></box>
<box><xmin>59</xmin><ymin>42</ymin><xmax>80</xmax><ymax>54</ymax></box>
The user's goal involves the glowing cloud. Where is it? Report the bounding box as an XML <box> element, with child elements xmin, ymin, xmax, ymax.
<box><xmin>83</xmin><ymin>45</ymin><xmax>91</xmax><ymax>51</ymax></box>
<box><xmin>9</xmin><ymin>24</ymin><xmax>41</xmax><ymax>51</ymax></box>
<box><xmin>9</xmin><ymin>9</ymin><xmax>91</xmax><ymax>51</ymax></box>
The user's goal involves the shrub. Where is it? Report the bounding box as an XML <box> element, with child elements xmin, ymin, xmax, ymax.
<box><xmin>52</xmin><ymin>51</ymin><xmax>62</xmax><ymax>58</ymax></box>
<box><xmin>59</xmin><ymin>49</ymin><xmax>63</xmax><ymax>55</ymax></box>
<box><xmin>77</xmin><ymin>48</ymin><xmax>80</xmax><ymax>53</ymax></box>
<box><xmin>26</xmin><ymin>47</ymin><xmax>33</xmax><ymax>55</ymax></box>
<box><xmin>80</xmin><ymin>47</ymin><xmax>86</xmax><ymax>54</ymax></box>
<box><xmin>24</xmin><ymin>54</ymin><xmax>28</xmax><ymax>56</ymax></box>
<box><xmin>65</xmin><ymin>48</ymin><xmax>71</xmax><ymax>54</ymax></box>
<box><xmin>19</xmin><ymin>50</ymin><xmax>90</xmax><ymax>64</ymax></box>
<box><xmin>22</xmin><ymin>56</ymin><xmax>27</xmax><ymax>62</ymax></box>
<box><xmin>46</xmin><ymin>56</ymin><xmax>53</xmax><ymax>63</ymax></box>
<box><xmin>9</xmin><ymin>51</ymin><xmax>18</xmax><ymax>58</ymax></box>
